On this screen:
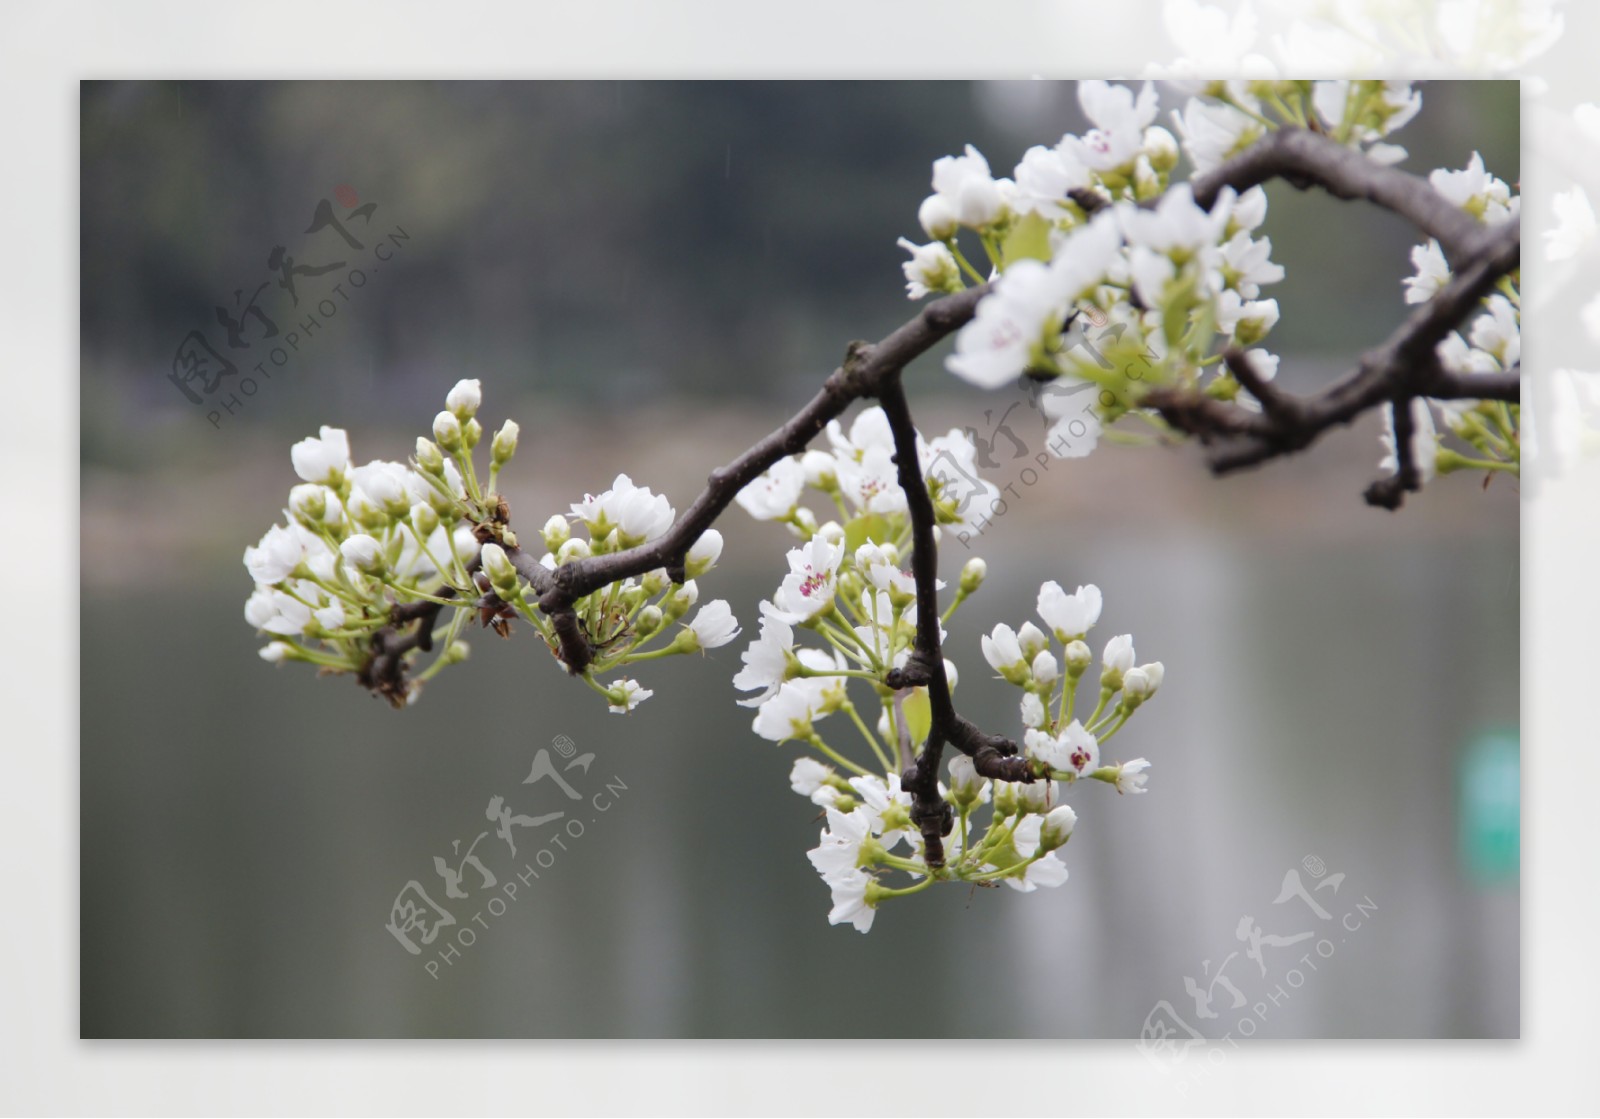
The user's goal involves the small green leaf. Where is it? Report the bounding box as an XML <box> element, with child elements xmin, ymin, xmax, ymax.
<box><xmin>903</xmin><ymin>687</ymin><xmax>932</xmax><ymax>746</ymax></box>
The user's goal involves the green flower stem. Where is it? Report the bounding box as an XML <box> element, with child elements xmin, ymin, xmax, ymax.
<box><xmin>871</xmin><ymin>877</ymin><xmax>935</xmax><ymax>900</ymax></box>
<box><xmin>840</xmin><ymin>699</ymin><xmax>894</xmax><ymax>774</ymax></box>
<box><xmin>805</xmin><ymin>733</ymin><xmax>873</xmax><ymax>778</ymax></box>
<box><xmin>949</xmin><ymin>241</ymin><xmax>989</xmax><ymax>287</ymax></box>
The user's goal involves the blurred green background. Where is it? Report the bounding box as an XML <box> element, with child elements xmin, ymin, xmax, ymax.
<box><xmin>80</xmin><ymin>81</ymin><xmax>1519</xmax><ymax>1038</ymax></box>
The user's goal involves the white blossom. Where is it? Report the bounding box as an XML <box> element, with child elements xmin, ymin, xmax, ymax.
<box><xmin>290</xmin><ymin>425</ymin><xmax>351</xmax><ymax>486</ymax></box>
<box><xmin>824</xmin><ymin>868</ymin><xmax>876</xmax><ymax>933</ymax></box>
<box><xmin>1025</xmin><ymin>719</ymin><xmax>1100</xmax><ymax>778</ymax></box>
<box><xmin>771</xmin><ymin>537</ymin><xmax>844</xmax><ymax>624</ymax></box>
<box><xmin>1060</xmin><ymin>80</ymin><xmax>1160</xmax><ymax>174</ymax></box>
<box><xmin>1103</xmin><ymin>633</ymin><xmax>1136</xmax><ymax>674</ymax></box>
<box><xmin>1545</xmin><ymin>186</ymin><xmax>1596</xmax><ymax>262</ymax></box>
<box><xmin>981</xmin><ymin>623</ymin><xmax>1027</xmax><ymax>675</ymax></box>
<box><xmin>1429</xmin><ymin>152</ymin><xmax>1517</xmax><ymax>224</ymax></box>
<box><xmin>897</xmin><ymin>238</ymin><xmax>959</xmax><ymax>300</ymax></box>
<box><xmin>606</xmin><ymin>678</ymin><xmax>653</xmax><ymax>714</ymax></box>
<box><xmin>445</xmin><ymin>377</ymin><xmax>482</xmax><ymax>418</ymax></box>
<box><xmin>807</xmin><ymin>807</ymin><xmax>874</xmax><ymax>880</ymax></box>
<box><xmin>752</xmin><ymin>681</ymin><xmax>819</xmax><ymax>742</ymax></box>
<box><xmin>685</xmin><ymin>599</ymin><xmax>741</xmax><ymax>650</ymax></box>
<box><xmin>733</xmin><ymin>603</ymin><xmax>797</xmax><ymax>707</ymax></box>
<box><xmin>735</xmin><ymin>457</ymin><xmax>806</xmax><ymax>521</ymax></box>
<box><xmin>243</xmin><ymin>524</ymin><xmax>305</xmax><ymax>585</ymax></box>
<box><xmin>1404</xmin><ymin>239</ymin><xmax>1451</xmax><ymax>304</ymax></box>
<box><xmin>930</xmin><ymin>144</ymin><xmax>1005</xmax><ymax>230</ymax></box>
<box><xmin>1036</xmin><ymin>580</ymin><xmax>1102</xmax><ymax>640</ymax></box>
<box><xmin>1173</xmin><ymin>96</ymin><xmax>1265</xmax><ymax>175</ymax></box>
<box><xmin>1114</xmin><ymin>758</ymin><xmax>1152</xmax><ymax>795</ymax></box>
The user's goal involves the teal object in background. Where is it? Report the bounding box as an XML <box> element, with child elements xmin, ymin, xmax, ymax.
<box><xmin>1460</xmin><ymin>728</ymin><xmax>1521</xmax><ymax>884</ymax></box>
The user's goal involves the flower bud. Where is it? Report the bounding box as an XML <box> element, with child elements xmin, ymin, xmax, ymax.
<box><xmin>556</xmin><ymin>538</ymin><xmax>591</xmax><ymax>565</ymax></box>
<box><xmin>918</xmin><ymin>193</ymin><xmax>958</xmax><ymax>240</ymax></box>
<box><xmin>1017</xmin><ymin>779</ymin><xmax>1056</xmax><ymax>815</ymax></box>
<box><xmin>634</xmin><ymin>604</ymin><xmax>664</xmax><ymax>637</ymax></box>
<box><xmin>441</xmin><ymin>641</ymin><xmax>471</xmax><ymax>665</ymax></box>
<box><xmin>686</xmin><ymin>528</ymin><xmax>724</xmax><ymax>578</ymax></box>
<box><xmin>446</xmin><ymin>378</ymin><xmax>482</xmax><ymax>420</ymax></box>
<box><xmin>492</xmin><ymin>419</ymin><xmax>520</xmax><ymax>467</ymax></box>
<box><xmin>1017</xmin><ymin>622</ymin><xmax>1049</xmax><ymax>661</ymax></box>
<box><xmin>959</xmin><ymin>557</ymin><xmax>986</xmax><ymax>595</ymax></box>
<box><xmin>664</xmin><ymin>579</ymin><xmax>698</xmax><ymax>620</ymax></box>
<box><xmin>409</xmin><ymin>502</ymin><xmax>439</xmax><ymax>539</ymax></box>
<box><xmin>1064</xmin><ymin>639</ymin><xmax>1092</xmax><ymax>678</ymax></box>
<box><xmin>947</xmin><ymin>755</ymin><xmax>985</xmax><ymax>808</ymax></box>
<box><xmin>640</xmin><ymin>568</ymin><xmax>669</xmax><ymax>597</ymax></box>
<box><xmin>433</xmin><ymin>411</ymin><xmax>463</xmax><ymax>453</ymax></box>
<box><xmin>790</xmin><ymin>506</ymin><xmax>818</xmax><ymax>537</ymax></box>
<box><xmin>288</xmin><ymin>483</ymin><xmax>328</xmax><ymax>526</ymax></box>
<box><xmin>542</xmin><ymin>514</ymin><xmax>571</xmax><ymax>552</ymax></box>
<box><xmin>1143</xmin><ymin>125</ymin><xmax>1179</xmax><ymax>173</ymax></box>
<box><xmin>340</xmin><ymin>533</ymin><xmax>385</xmax><ymax>574</ymax></box>
<box><xmin>1101</xmin><ymin>634</ymin><xmax>1136</xmax><ymax>688</ymax></box>
<box><xmin>1039</xmin><ymin>804</ymin><xmax>1078</xmax><ymax>851</ymax></box>
<box><xmin>259</xmin><ymin>641</ymin><xmax>293</xmax><ymax>663</ymax></box>
<box><xmin>1021</xmin><ymin>691</ymin><xmax>1046</xmax><ymax>729</ymax></box>
<box><xmin>1031</xmin><ymin>650</ymin><xmax>1059</xmax><ymax>687</ymax></box>
<box><xmin>415</xmin><ymin>437</ymin><xmax>445</xmax><ymax>476</ymax></box>
<box><xmin>480</xmin><ymin>542</ymin><xmax>519</xmax><ymax>596</ymax></box>
<box><xmin>800</xmin><ymin>450</ymin><xmax>838</xmax><ymax>490</ymax></box>
<box><xmin>815</xmin><ymin>521</ymin><xmax>845</xmax><ymax>547</ymax></box>
<box><xmin>462</xmin><ymin>418</ymin><xmax>483</xmax><ymax>450</ymax></box>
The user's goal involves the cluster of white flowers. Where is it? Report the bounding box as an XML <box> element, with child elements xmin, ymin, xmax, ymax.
<box><xmin>733</xmin><ymin>414</ymin><xmax>1159</xmax><ymax>932</ymax></box>
<box><xmin>1392</xmin><ymin>153</ymin><xmax>1522</xmax><ymax>487</ymax></box>
<box><xmin>245</xmin><ymin>380</ymin><xmax>738</xmax><ymax>710</ymax></box>
<box><xmin>764</xmin><ymin>562</ymin><xmax>1158</xmax><ymax>933</ymax></box>
<box><xmin>897</xmin><ymin>81</ymin><xmax>1303</xmax><ymax>459</ymax></box>
<box><xmin>1153</xmin><ymin>0</ymin><xmax>1564</xmax><ymax>77</ymax></box>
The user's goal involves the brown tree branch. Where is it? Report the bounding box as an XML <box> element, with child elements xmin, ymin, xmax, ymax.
<box><xmin>1189</xmin><ymin>126</ymin><xmax>1492</xmax><ymax>265</ymax></box>
<box><xmin>1146</xmin><ymin>213</ymin><xmax>1520</xmax><ymax>501</ymax></box>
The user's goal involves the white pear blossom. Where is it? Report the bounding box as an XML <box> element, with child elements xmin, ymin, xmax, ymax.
<box><xmin>897</xmin><ymin>237</ymin><xmax>960</xmax><ymax>300</ymax></box>
<box><xmin>733</xmin><ymin>604</ymin><xmax>797</xmax><ymax>707</ymax></box>
<box><xmin>789</xmin><ymin>757</ymin><xmax>837</xmax><ymax>804</ymax></box>
<box><xmin>1468</xmin><ymin>294</ymin><xmax>1521</xmax><ymax>368</ymax></box>
<box><xmin>1545</xmin><ymin>186</ymin><xmax>1596</xmax><ymax>262</ymax></box>
<box><xmin>1404</xmin><ymin>239</ymin><xmax>1451</xmax><ymax>304</ymax></box>
<box><xmin>1103</xmin><ymin>633</ymin><xmax>1136</xmax><ymax>674</ymax></box>
<box><xmin>771</xmin><ymin>537</ymin><xmax>844</xmax><ymax>623</ymax></box>
<box><xmin>1025</xmin><ymin>720</ymin><xmax>1100</xmax><ymax>778</ymax></box>
<box><xmin>752</xmin><ymin>681</ymin><xmax>819</xmax><ymax>742</ymax></box>
<box><xmin>1011</xmin><ymin>143</ymin><xmax>1090</xmax><ymax>220</ymax></box>
<box><xmin>824</xmin><ymin>868</ymin><xmax>876</xmax><ymax>933</ymax></box>
<box><xmin>735</xmin><ymin>457</ymin><xmax>805</xmax><ymax>521</ymax></box>
<box><xmin>605</xmin><ymin>678</ymin><xmax>653</xmax><ymax>714</ymax></box>
<box><xmin>445</xmin><ymin>377</ymin><xmax>482</xmax><ymax>418</ymax></box>
<box><xmin>1060</xmin><ymin>80</ymin><xmax>1160</xmax><ymax>175</ymax></box>
<box><xmin>685</xmin><ymin>529</ymin><xmax>723</xmax><ymax>576</ymax></box>
<box><xmin>684</xmin><ymin>599</ymin><xmax>741</xmax><ymax>650</ymax></box>
<box><xmin>1036</xmin><ymin>581</ymin><xmax>1102</xmax><ymax>640</ymax></box>
<box><xmin>1173</xmin><ymin>95</ymin><xmax>1265</xmax><ymax>175</ymax></box>
<box><xmin>1113</xmin><ymin>758</ymin><xmax>1152</xmax><ymax>795</ymax></box>
<box><xmin>244</xmin><ymin>524</ymin><xmax>305</xmax><ymax>585</ymax></box>
<box><xmin>981</xmin><ymin>623</ymin><xmax>1027</xmax><ymax>676</ymax></box>
<box><xmin>836</xmin><ymin>444</ymin><xmax>907</xmax><ymax>516</ymax></box>
<box><xmin>930</xmin><ymin>144</ymin><xmax>1006</xmax><ymax>230</ymax></box>
<box><xmin>1429</xmin><ymin>153</ymin><xmax>1517</xmax><ymax>224</ymax></box>
<box><xmin>848</xmin><ymin>773</ymin><xmax>913</xmax><ymax>851</ymax></box>
<box><xmin>290</xmin><ymin>425</ymin><xmax>351</xmax><ymax>486</ymax></box>
<box><xmin>807</xmin><ymin>807</ymin><xmax>875</xmax><ymax>880</ymax></box>
<box><xmin>1020</xmin><ymin>691</ymin><xmax>1047</xmax><ymax>729</ymax></box>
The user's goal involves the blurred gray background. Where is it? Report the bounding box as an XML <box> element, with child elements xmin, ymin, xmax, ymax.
<box><xmin>79</xmin><ymin>80</ymin><xmax>1519</xmax><ymax>1038</ymax></box>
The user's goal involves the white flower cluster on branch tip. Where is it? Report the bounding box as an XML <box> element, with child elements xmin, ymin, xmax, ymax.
<box><xmin>1393</xmin><ymin>153</ymin><xmax>1522</xmax><ymax>486</ymax></box>
<box><xmin>899</xmin><ymin>79</ymin><xmax>1518</xmax><ymax>490</ymax></box>
<box><xmin>243</xmin><ymin>379</ymin><xmax>738</xmax><ymax>710</ymax></box>
<box><xmin>759</xmin><ymin>553</ymin><xmax>1159</xmax><ymax>932</ymax></box>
